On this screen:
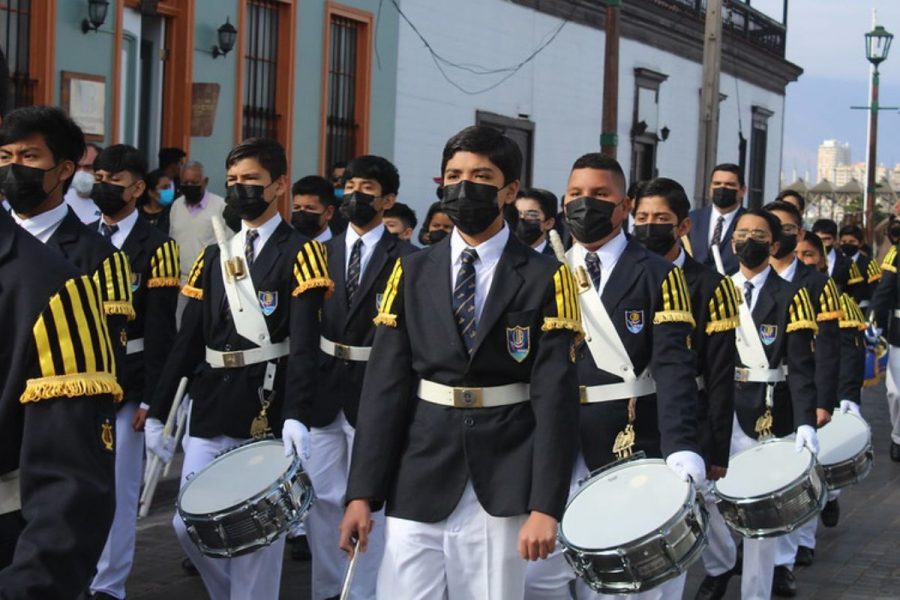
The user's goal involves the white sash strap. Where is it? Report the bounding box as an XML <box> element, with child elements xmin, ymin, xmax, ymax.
<box><xmin>0</xmin><ymin>470</ymin><xmax>21</xmax><ymax>515</ymax></box>
<box><xmin>205</xmin><ymin>340</ymin><xmax>290</xmax><ymax>369</ymax></box>
<box><xmin>126</xmin><ymin>338</ymin><xmax>144</xmax><ymax>355</ymax></box>
<box><xmin>319</xmin><ymin>337</ymin><xmax>372</xmax><ymax>362</ymax></box>
<box><xmin>417</xmin><ymin>380</ymin><xmax>529</xmax><ymax>408</ymax></box>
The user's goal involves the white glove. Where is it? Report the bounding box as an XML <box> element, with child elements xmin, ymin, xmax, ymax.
<box><xmin>144</xmin><ymin>418</ymin><xmax>174</xmax><ymax>463</ymax></box>
<box><xmin>839</xmin><ymin>400</ymin><xmax>861</xmax><ymax>417</ymax></box>
<box><xmin>794</xmin><ymin>425</ymin><xmax>819</xmax><ymax>455</ymax></box>
<box><xmin>666</xmin><ymin>450</ymin><xmax>707</xmax><ymax>484</ymax></box>
<box><xmin>282</xmin><ymin>419</ymin><xmax>311</xmax><ymax>461</ymax></box>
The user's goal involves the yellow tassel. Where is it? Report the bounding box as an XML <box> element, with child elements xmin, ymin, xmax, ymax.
<box><xmin>541</xmin><ymin>317</ymin><xmax>584</xmax><ymax>335</ymax></box>
<box><xmin>147</xmin><ymin>277</ymin><xmax>181</xmax><ymax>289</ymax></box>
<box><xmin>653</xmin><ymin>310</ymin><xmax>696</xmax><ymax>327</ymax></box>
<box><xmin>104</xmin><ymin>300</ymin><xmax>136</xmax><ymax>321</ymax></box>
<box><xmin>787</xmin><ymin>319</ymin><xmax>818</xmax><ymax>333</ymax></box>
<box><xmin>816</xmin><ymin>309</ymin><xmax>844</xmax><ymax>322</ymax></box>
<box><xmin>181</xmin><ymin>285</ymin><xmax>204</xmax><ymax>300</ymax></box>
<box><xmin>20</xmin><ymin>372</ymin><xmax>123</xmax><ymax>404</ymax></box>
<box><xmin>706</xmin><ymin>316</ymin><xmax>739</xmax><ymax>334</ymax></box>
<box><xmin>373</xmin><ymin>313</ymin><xmax>398</xmax><ymax>328</ymax></box>
<box><xmin>292</xmin><ymin>278</ymin><xmax>334</xmax><ymax>299</ymax></box>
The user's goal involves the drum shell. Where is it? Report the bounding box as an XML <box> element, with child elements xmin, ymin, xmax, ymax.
<box><xmin>560</xmin><ymin>459</ymin><xmax>709</xmax><ymax>595</ymax></box>
<box><xmin>822</xmin><ymin>445</ymin><xmax>873</xmax><ymax>490</ymax></box>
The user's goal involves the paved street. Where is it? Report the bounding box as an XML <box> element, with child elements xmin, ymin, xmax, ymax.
<box><xmin>128</xmin><ymin>383</ymin><xmax>900</xmax><ymax>599</ymax></box>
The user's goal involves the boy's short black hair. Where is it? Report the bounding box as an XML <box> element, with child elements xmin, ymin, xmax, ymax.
<box><xmin>516</xmin><ymin>188</ymin><xmax>558</xmax><ymax>221</ymax></box>
<box><xmin>158</xmin><ymin>147</ymin><xmax>186</xmax><ymax>170</ymax></box>
<box><xmin>763</xmin><ymin>200</ymin><xmax>802</xmax><ymax>226</ymax></box>
<box><xmin>839</xmin><ymin>224</ymin><xmax>864</xmax><ymax>243</ymax></box>
<box><xmin>776</xmin><ymin>189</ymin><xmax>806</xmax><ymax>212</ymax></box>
<box><xmin>94</xmin><ymin>144</ymin><xmax>148</xmax><ymax>179</ymax></box>
<box><xmin>0</xmin><ymin>104</ymin><xmax>86</xmax><ymax>170</ymax></box>
<box><xmin>811</xmin><ymin>218</ymin><xmax>838</xmax><ymax>237</ymax></box>
<box><xmin>384</xmin><ymin>202</ymin><xmax>418</xmax><ymax>230</ymax></box>
<box><xmin>225</xmin><ymin>138</ymin><xmax>287</xmax><ymax>181</ymax></box>
<box><xmin>342</xmin><ymin>155</ymin><xmax>400</xmax><ymax>196</ymax></box>
<box><xmin>441</xmin><ymin>126</ymin><xmax>522</xmax><ymax>187</ymax></box>
<box><xmin>570</xmin><ymin>153</ymin><xmax>627</xmax><ymax>195</ymax></box>
<box><xmin>292</xmin><ymin>175</ymin><xmax>336</xmax><ymax>206</ymax></box>
<box><xmin>634</xmin><ymin>177</ymin><xmax>691</xmax><ymax>222</ymax></box>
<box><xmin>739</xmin><ymin>207</ymin><xmax>783</xmax><ymax>240</ymax></box>
<box><xmin>710</xmin><ymin>163</ymin><xmax>744</xmax><ymax>187</ymax></box>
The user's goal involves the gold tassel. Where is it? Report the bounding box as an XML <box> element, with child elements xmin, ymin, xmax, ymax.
<box><xmin>292</xmin><ymin>278</ymin><xmax>335</xmax><ymax>299</ymax></box>
<box><xmin>373</xmin><ymin>313</ymin><xmax>398</xmax><ymax>328</ymax></box>
<box><xmin>816</xmin><ymin>309</ymin><xmax>844</xmax><ymax>322</ymax></box>
<box><xmin>181</xmin><ymin>285</ymin><xmax>204</xmax><ymax>300</ymax></box>
<box><xmin>20</xmin><ymin>372</ymin><xmax>123</xmax><ymax>403</ymax></box>
<box><xmin>786</xmin><ymin>319</ymin><xmax>818</xmax><ymax>333</ymax></box>
<box><xmin>705</xmin><ymin>316</ymin><xmax>739</xmax><ymax>334</ymax></box>
<box><xmin>653</xmin><ymin>310</ymin><xmax>696</xmax><ymax>327</ymax></box>
<box><xmin>839</xmin><ymin>318</ymin><xmax>864</xmax><ymax>330</ymax></box>
<box><xmin>147</xmin><ymin>277</ymin><xmax>181</xmax><ymax>288</ymax></box>
<box><xmin>103</xmin><ymin>301</ymin><xmax>136</xmax><ymax>321</ymax></box>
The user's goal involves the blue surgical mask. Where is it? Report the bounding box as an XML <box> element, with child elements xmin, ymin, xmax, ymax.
<box><xmin>159</xmin><ymin>186</ymin><xmax>175</xmax><ymax>206</ymax></box>
<box><xmin>334</xmin><ymin>188</ymin><xmax>345</xmax><ymax>200</ymax></box>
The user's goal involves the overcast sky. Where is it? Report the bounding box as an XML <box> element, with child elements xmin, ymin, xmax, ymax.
<box><xmin>747</xmin><ymin>0</ymin><xmax>900</xmax><ymax>182</ymax></box>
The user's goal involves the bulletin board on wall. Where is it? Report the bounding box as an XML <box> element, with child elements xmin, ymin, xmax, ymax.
<box><xmin>61</xmin><ymin>71</ymin><xmax>107</xmax><ymax>142</ymax></box>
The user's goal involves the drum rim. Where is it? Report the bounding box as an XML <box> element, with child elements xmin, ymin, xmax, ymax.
<box><xmin>712</xmin><ymin>439</ymin><xmax>815</xmax><ymax>502</ymax></box>
<box><xmin>818</xmin><ymin>411</ymin><xmax>872</xmax><ymax>466</ymax></box>
<box><xmin>559</xmin><ymin>458</ymin><xmax>694</xmax><ymax>553</ymax></box>
<box><xmin>177</xmin><ymin>439</ymin><xmax>304</xmax><ymax>518</ymax></box>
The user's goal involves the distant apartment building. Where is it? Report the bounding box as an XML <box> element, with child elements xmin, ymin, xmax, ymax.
<box><xmin>817</xmin><ymin>139</ymin><xmax>852</xmax><ymax>182</ymax></box>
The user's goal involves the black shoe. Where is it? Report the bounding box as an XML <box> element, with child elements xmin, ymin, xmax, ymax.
<box><xmin>821</xmin><ymin>498</ymin><xmax>840</xmax><ymax>527</ymax></box>
<box><xmin>794</xmin><ymin>545</ymin><xmax>815</xmax><ymax>567</ymax></box>
<box><xmin>891</xmin><ymin>441</ymin><xmax>900</xmax><ymax>462</ymax></box>
<box><xmin>695</xmin><ymin>570</ymin><xmax>734</xmax><ymax>600</ymax></box>
<box><xmin>772</xmin><ymin>565</ymin><xmax>797</xmax><ymax>597</ymax></box>
<box><xmin>290</xmin><ymin>535</ymin><xmax>312</xmax><ymax>561</ymax></box>
<box><xmin>181</xmin><ymin>557</ymin><xmax>199</xmax><ymax>576</ymax></box>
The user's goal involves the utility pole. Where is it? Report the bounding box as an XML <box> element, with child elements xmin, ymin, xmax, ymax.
<box><xmin>693</xmin><ymin>0</ymin><xmax>723</xmax><ymax>206</ymax></box>
<box><xmin>600</xmin><ymin>0</ymin><xmax>620</xmax><ymax>158</ymax></box>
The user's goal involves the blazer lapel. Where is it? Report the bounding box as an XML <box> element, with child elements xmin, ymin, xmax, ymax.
<box><xmin>251</xmin><ymin>222</ymin><xmax>290</xmax><ymax>284</ymax></box>
<box><xmin>751</xmin><ymin>272</ymin><xmax>778</xmax><ymax>326</ymax></box>
<box><xmin>601</xmin><ymin>240</ymin><xmax>645</xmax><ymax>312</ymax></box>
<box><xmin>121</xmin><ymin>217</ymin><xmax>150</xmax><ymax>268</ymax></box>
<box><xmin>691</xmin><ymin>206</ymin><xmax>711</xmax><ymax>263</ymax></box>
<box><xmin>347</xmin><ymin>229</ymin><xmax>393</xmax><ymax>321</ymax></box>
<box><xmin>426</xmin><ymin>239</ymin><xmax>467</xmax><ymax>359</ymax></box>
<box><xmin>469</xmin><ymin>238</ymin><xmax>526</xmax><ymax>359</ymax></box>
<box><xmin>328</xmin><ymin>233</ymin><xmax>349</xmax><ymax>312</ymax></box>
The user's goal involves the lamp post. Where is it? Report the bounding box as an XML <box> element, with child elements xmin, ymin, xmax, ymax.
<box><xmin>864</xmin><ymin>24</ymin><xmax>893</xmax><ymax>242</ymax></box>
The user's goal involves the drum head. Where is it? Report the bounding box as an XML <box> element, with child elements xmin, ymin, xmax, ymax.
<box><xmin>716</xmin><ymin>440</ymin><xmax>810</xmax><ymax>499</ymax></box>
<box><xmin>561</xmin><ymin>460</ymin><xmax>689</xmax><ymax>550</ymax></box>
<box><xmin>818</xmin><ymin>412</ymin><xmax>870</xmax><ymax>465</ymax></box>
<box><xmin>179</xmin><ymin>440</ymin><xmax>293</xmax><ymax>515</ymax></box>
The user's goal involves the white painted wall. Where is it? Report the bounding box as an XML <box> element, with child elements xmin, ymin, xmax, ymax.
<box><xmin>392</xmin><ymin>0</ymin><xmax>790</xmax><ymax>223</ymax></box>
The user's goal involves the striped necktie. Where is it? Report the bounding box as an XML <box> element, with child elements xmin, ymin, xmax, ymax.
<box><xmin>245</xmin><ymin>229</ymin><xmax>259</xmax><ymax>268</ymax></box>
<box><xmin>584</xmin><ymin>251</ymin><xmax>603</xmax><ymax>291</ymax></box>
<box><xmin>346</xmin><ymin>238</ymin><xmax>363</xmax><ymax>305</ymax></box>
<box><xmin>744</xmin><ymin>281</ymin><xmax>755</xmax><ymax>309</ymax></box>
<box><xmin>453</xmin><ymin>248</ymin><xmax>479</xmax><ymax>354</ymax></box>
<box><xmin>711</xmin><ymin>215</ymin><xmax>725</xmax><ymax>247</ymax></box>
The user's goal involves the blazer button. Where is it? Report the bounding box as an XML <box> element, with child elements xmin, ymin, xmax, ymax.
<box><xmin>464</xmin><ymin>417</ymin><xmax>475</xmax><ymax>427</ymax></box>
<box><xmin>223</xmin><ymin>375</ymin><xmax>230</xmax><ymax>383</ymax></box>
<box><xmin>224</xmin><ymin>344</ymin><xmax>232</xmax><ymax>351</ymax></box>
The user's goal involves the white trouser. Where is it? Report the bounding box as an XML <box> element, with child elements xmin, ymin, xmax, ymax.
<box><xmin>91</xmin><ymin>401</ymin><xmax>144</xmax><ymax>599</ymax></box>
<box><xmin>886</xmin><ymin>347</ymin><xmax>900</xmax><ymax>444</ymax></box>
<box><xmin>306</xmin><ymin>411</ymin><xmax>383</xmax><ymax>599</ymax></box>
<box><xmin>173</xmin><ymin>434</ymin><xmax>285</xmax><ymax>600</ymax></box>
<box><xmin>699</xmin><ymin>480</ymin><xmax>738</xmax><ymax>578</ymax></box>
<box><xmin>376</xmin><ymin>482</ymin><xmax>527</xmax><ymax>600</ymax></box>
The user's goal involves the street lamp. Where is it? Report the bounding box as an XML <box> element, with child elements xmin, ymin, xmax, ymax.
<box><xmin>863</xmin><ymin>25</ymin><xmax>893</xmax><ymax>242</ymax></box>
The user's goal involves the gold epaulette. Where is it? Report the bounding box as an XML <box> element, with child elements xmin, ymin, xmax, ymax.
<box><xmin>22</xmin><ymin>276</ymin><xmax>123</xmax><ymax>403</ymax></box>
<box><xmin>654</xmin><ymin>267</ymin><xmax>695</xmax><ymax>326</ymax></box>
<box><xmin>542</xmin><ymin>264</ymin><xmax>583</xmax><ymax>337</ymax></box>
<box><xmin>867</xmin><ymin>258</ymin><xmax>882</xmax><ymax>283</ymax></box>
<box><xmin>706</xmin><ymin>277</ymin><xmax>740</xmax><ymax>334</ymax></box>
<box><xmin>787</xmin><ymin>287</ymin><xmax>819</xmax><ymax>333</ymax></box>
<box><xmin>816</xmin><ymin>278</ymin><xmax>844</xmax><ymax>321</ymax></box>
<box><xmin>838</xmin><ymin>293</ymin><xmax>867</xmax><ymax>331</ymax></box>
<box><xmin>882</xmin><ymin>246</ymin><xmax>898</xmax><ymax>273</ymax></box>
<box><xmin>848</xmin><ymin>261</ymin><xmax>864</xmax><ymax>285</ymax></box>
<box><xmin>181</xmin><ymin>250</ymin><xmax>206</xmax><ymax>300</ymax></box>
<box><xmin>293</xmin><ymin>240</ymin><xmax>334</xmax><ymax>297</ymax></box>
<box><xmin>94</xmin><ymin>252</ymin><xmax>136</xmax><ymax>320</ymax></box>
<box><xmin>373</xmin><ymin>258</ymin><xmax>403</xmax><ymax>328</ymax></box>
<box><xmin>148</xmin><ymin>240</ymin><xmax>181</xmax><ymax>288</ymax></box>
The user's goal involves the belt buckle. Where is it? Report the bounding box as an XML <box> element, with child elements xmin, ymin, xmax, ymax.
<box><xmin>734</xmin><ymin>367</ymin><xmax>749</xmax><ymax>383</ymax></box>
<box><xmin>333</xmin><ymin>343</ymin><xmax>351</xmax><ymax>360</ymax></box>
<box><xmin>222</xmin><ymin>351</ymin><xmax>245</xmax><ymax>368</ymax></box>
<box><xmin>453</xmin><ymin>387</ymin><xmax>483</xmax><ymax>408</ymax></box>
<box><xmin>579</xmin><ymin>386</ymin><xmax>588</xmax><ymax>404</ymax></box>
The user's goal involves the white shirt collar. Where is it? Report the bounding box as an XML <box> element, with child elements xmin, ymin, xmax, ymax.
<box><xmin>315</xmin><ymin>227</ymin><xmax>333</xmax><ymax>243</ymax></box>
<box><xmin>673</xmin><ymin>247</ymin><xmax>686</xmax><ymax>268</ymax></box>
<box><xmin>533</xmin><ymin>238</ymin><xmax>548</xmax><ymax>254</ymax></box>
<box><xmin>732</xmin><ymin>266</ymin><xmax>771</xmax><ymax>312</ymax></box>
<box><xmin>451</xmin><ymin>223</ymin><xmax>509</xmax><ymax>269</ymax></box>
<box><xmin>101</xmin><ymin>208</ymin><xmax>139</xmax><ymax>249</ymax></box>
<box><xmin>241</xmin><ymin>211</ymin><xmax>282</xmax><ymax>254</ymax></box>
<box><xmin>593</xmin><ymin>228</ymin><xmax>628</xmax><ymax>266</ymax></box>
<box><xmin>12</xmin><ymin>201</ymin><xmax>69</xmax><ymax>243</ymax></box>
<box><xmin>775</xmin><ymin>257</ymin><xmax>799</xmax><ymax>283</ymax></box>
<box><xmin>708</xmin><ymin>204</ymin><xmax>740</xmax><ymax>244</ymax></box>
<box><xmin>346</xmin><ymin>222</ymin><xmax>385</xmax><ymax>251</ymax></box>
<box><xmin>826</xmin><ymin>248</ymin><xmax>837</xmax><ymax>275</ymax></box>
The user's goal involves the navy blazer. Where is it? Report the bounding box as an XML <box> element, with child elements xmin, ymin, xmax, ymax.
<box><xmin>688</xmin><ymin>205</ymin><xmax>745</xmax><ymax>276</ymax></box>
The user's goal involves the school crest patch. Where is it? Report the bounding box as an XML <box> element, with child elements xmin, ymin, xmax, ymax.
<box><xmin>759</xmin><ymin>324</ymin><xmax>777</xmax><ymax>346</ymax></box>
<box><xmin>258</xmin><ymin>291</ymin><xmax>278</xmax><ymax>316</ymax></box>
<box><xmin>506</xmin><ymin>326</ymin><xmax>530</xmax><ymax>363</ymax></box>
<box><xmin>625</xmin><ymin>310</ymin><xmax>644</xmax><ymax>334</ymax></box>
<box><xmin>130</xmin><ymin>272</ymin><xmax>141</xmax><ymax>292</ymax></box>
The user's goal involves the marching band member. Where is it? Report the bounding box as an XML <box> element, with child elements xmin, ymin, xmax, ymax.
<box><xmin>838</xmin><ymin>224</ymin><xmax>881</xmax><ymax>311</ymax></box>
<box><xmin>339</xmin><ymin>126</ymin><xmax>582</xmax><ymax>600</ymax></box>
<box><xmin>305</xmin><ymin>154</ymin><xmax>415</xmax><ymax>599</ymax></box>
<box><xmin>870</xmin><ymin>238</ymin><xmax>900</xmax><ymax>462</ymax></box>
<box><xmin>147</xmin><ymin>138</ymin><xmax>332</xmax><ymax>599</ymax></box>
<box><xmin>811</xmin><ymin>219</ymin><xmax>864</xmax><ymax>296</ymax></box>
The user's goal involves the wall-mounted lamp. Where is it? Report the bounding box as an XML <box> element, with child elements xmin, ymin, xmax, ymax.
<box><xmin>81</xmin><ymin>0</ymin><xmax>109</xmax><ymax>34</ymax></box>
<box><xmin>660</xmin><ymin>126</ymin><xmax>670</xmax><ymax>142</ymax></box>
<box><xmin>212</xmin><ymin>18</ymin><xmax>238</xmax><ymax>58</ymax></box>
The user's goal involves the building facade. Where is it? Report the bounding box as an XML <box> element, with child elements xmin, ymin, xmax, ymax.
<box><xmin>817</xmin><ymin>139</ymin><xmax>852</xmax><ymax>183</ymax></box>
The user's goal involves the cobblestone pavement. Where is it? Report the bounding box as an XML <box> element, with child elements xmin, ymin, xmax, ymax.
<box><xmin>128</xmin><ymin>383</ymin><xmax>900</xmax><ymax>599</ymax></box>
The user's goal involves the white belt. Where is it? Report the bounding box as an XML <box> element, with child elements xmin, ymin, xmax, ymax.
<box><xmin>0</xmin><ymin>470</ymin><xmax>20</xmax><ymax>515</ymax></box>
<box><xmin>126</xmin><ymin>338</ymin><xmax>144</xmax><ymax>355</ymax></box>
<box><xmin>579</xmin><ymin>373</ymin><xmax>656</xmax><ymax>404</ymax></box>
<box><xmin>892</xmin><ymin>309</ymin><xmax>900</xmax><ymax>319</ymax></box>
<box><xmin>417</xmin><ymin>380</ymin><xmax>529</xmax><ymax>408</ymax></box>
<box><xmin>734</xmin><ymin>365</ymin><xmax>788</xmax><ymax>384</ymax></box>
<box><xmin>319</xmin><ymin>337</ymin><xmax>371</xmax><ymax>362</ymax></box>
<box><xmin>205</xmin><ymin>340</ymin><xmax>290</xmax><ymax>368</ymax></box>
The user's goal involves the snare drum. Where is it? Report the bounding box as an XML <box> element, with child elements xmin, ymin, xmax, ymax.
<box><xmin>177</xmin><ymin>439</ymin><xmax>314</xmax><ymax>558</ymax></box>
<box><xmin>714</xmin><ymin>439</ymin><xmax>826</xmax><ymax>538</ymax></box>
<box><xmin>559</xmin><ymin>458</ymin><xmax>708</xmax><ymax>594</ymax></box>
<box><xmin>817</xmin><ymin>411</ymin><xmax>873</xmax><ymax>490</ymax></box>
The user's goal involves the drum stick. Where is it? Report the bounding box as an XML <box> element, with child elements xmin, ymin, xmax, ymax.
<box><xmin>163</xmin><ymin>405</ymin><xmax>189</xmax><ymax>478</ymax></box>
<box><xmin>139</xmin><ymin>377</ymin><xmax>189</xmax><ymax>517</ymax></box>
<box><xmin>339</xmin><ymin>539</ymin><xmax>361</xmax><ymax>600</ymax></box>
<box><xmin>710</xmin><ymin>244</ymin><xmax>726</xmax><ymax>276</ymax></box>
<box><xmin>548</xmin><ymin>230</ymin><xmax>567</xmax><ymax>263</ymax></box>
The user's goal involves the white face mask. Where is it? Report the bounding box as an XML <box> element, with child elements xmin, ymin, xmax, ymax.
<box><xmin>72</xmin><ymin>170</ymin><xmax>94</xmax><ymax>197</ymax></box>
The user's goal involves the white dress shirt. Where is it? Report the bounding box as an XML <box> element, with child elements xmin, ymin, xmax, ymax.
<box><xmin>240</xmin><ymin>211</ymin><xmax>282</xmax><ymax>259</ymax></box>
<box><xmin>345</xmin><ymin>223</ymin><xmax>385</xmax><ymax>280</ymax></box>
<box><xmin>826</xmin><ymin>248</ymin><xmax>837</xmax><ymax>276</ymax></box>
<box><xmin>450</xmin><ymin>224</ymin><xmax>509</xmax><ymax>325</ymax></box>
<box><xmin>12</xmin><ymin>201</ymin><xmax>69</xmax><ymax>243</ymax></box>
<box><xmin>64</xmin><ymin>187</ymin><xmax>101</xmax><ymax>224</ymax></box>
<box><xmin>774</xmin><ymin>257</ymin><xmax>799</xmax><ymax>283</ymax></box>
<box><xmin>707</xmin><ymin>205</ymin><xmax>740</xmax><ymax>246</ymax></box>
<box><xmin>673</xmin><ymin>247</ymin><xmax>686</xmax><ymax>268</ymax></box>
<box><xmin>731</xmin><ymin>265</ymin><xmax>771</xmax><ymax>312</ymax></box>
<box><xmin>533</xmin><ymin>239</ymin><xmax>548</xmax><ymax>254</ymax></box>
<box><xmin>573</xmin><ymin>228</ymin><xmax>628</xmax><ymax>298</ymax></box>
<box><xmin>315</xmin><ymin>227</ymin><xmax>333</xmax><ymax>243</ymax></box>
<box><xmin>100</xmin><ymin>208</ymin><xmax>139</xmax><ymax>250</ymax></box>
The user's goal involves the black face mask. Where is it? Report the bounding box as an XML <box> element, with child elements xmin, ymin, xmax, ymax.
<box><xmin>734</xmin><ymin>239</ymin><xmax>771</xmax><ymax>269</ymax></box>
<box><xmin>565</xmin><ymin>196</ymin><xmax>620</xmax><ymax>244</ymax></box>
<box><xmin>91</xmin><ymin>181</ymin><xmax>133</xmax><ymax>217</ymax></box>
<box><xmin>0</xmin><ymin>163</ymin><xmax>60</xmax><ymax>214</ymax></box>
<box><xmin>225</xmin><ymin>183</ymin><xmax>272</xmax><ymax>221</ymax></box>
<box><xmin>633</xmin><ymin>223</ymin><xmax>677</xmax><ymax>256</ymax></box>
<box><xmin>291</xmin><ymin>210</ymin><xmax>323</xmax><ymax>237</ymax></box>
<box><xmin>340</xmin><ymin>192</ymin><xmax>378</xmax><ymax>227</ymax></box>
<box><xmin>222</xmin><ymin>203</ymin><xmax>242</xmax><ymax>233</ymax></box>
<box><xmin>839</xmin><ymin>243</ymin><xmax>859</xmax><ymax>257</ymax></box>
<box><xmin>514</xmin><ymin>219</ymin><xmax>544</xmax><ymax>246</ymax></box>
<box><xmin>711</xmin><ymin>187</ymin><xmax>738</xmax><ymax>209</ymax></box>
<box><xmin>775</xmin><ymin>234</ymin><xmax>798</xmax><ymax>259</ymax></box>
<box><xmin>441</xmin><ymin>180</ymin><xmax>501</xmax><ymax>235</ymax></box>
<box><xmin>181</xmin><ymin>184</ymin><xmax>204</xmax><ymax>205</ymax></box>
<box><xmin>890</xmin><ymin>222</ymin><xmax>900</xmax><ymax>243</ymax></box>
<box><xmin>427</xmin><ymin>229</ymin><xmax>449</xmax><ymax>245</ymax></box>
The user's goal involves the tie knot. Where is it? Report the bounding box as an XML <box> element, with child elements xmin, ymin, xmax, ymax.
<box><xmin>460</xmin><ymin>248</ymin><xmax>478</xmax><ymax>265</ymax></box>
<box><xmin>246</xmin><ymin>229</ymin><xmax>259</xmax><ymax>243</ymax></box>
<box><xmin>744</xmin><ymin>281</ymin><xmax>754</xmax><ymax>292</ymax></box>
<box><xmin>718</xmin><ymin>216</ymin><xmax>725</xmax><ymax>223</ymax></box>
<box><xmin>100</xmin><ymin>223</ymin><xmax>119</xmax><ymax>238</ymax></box>
<box><xmin>585</xmin><ymin>251</ymin><xmax>601</xmax><ymax>267</ymax></box>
